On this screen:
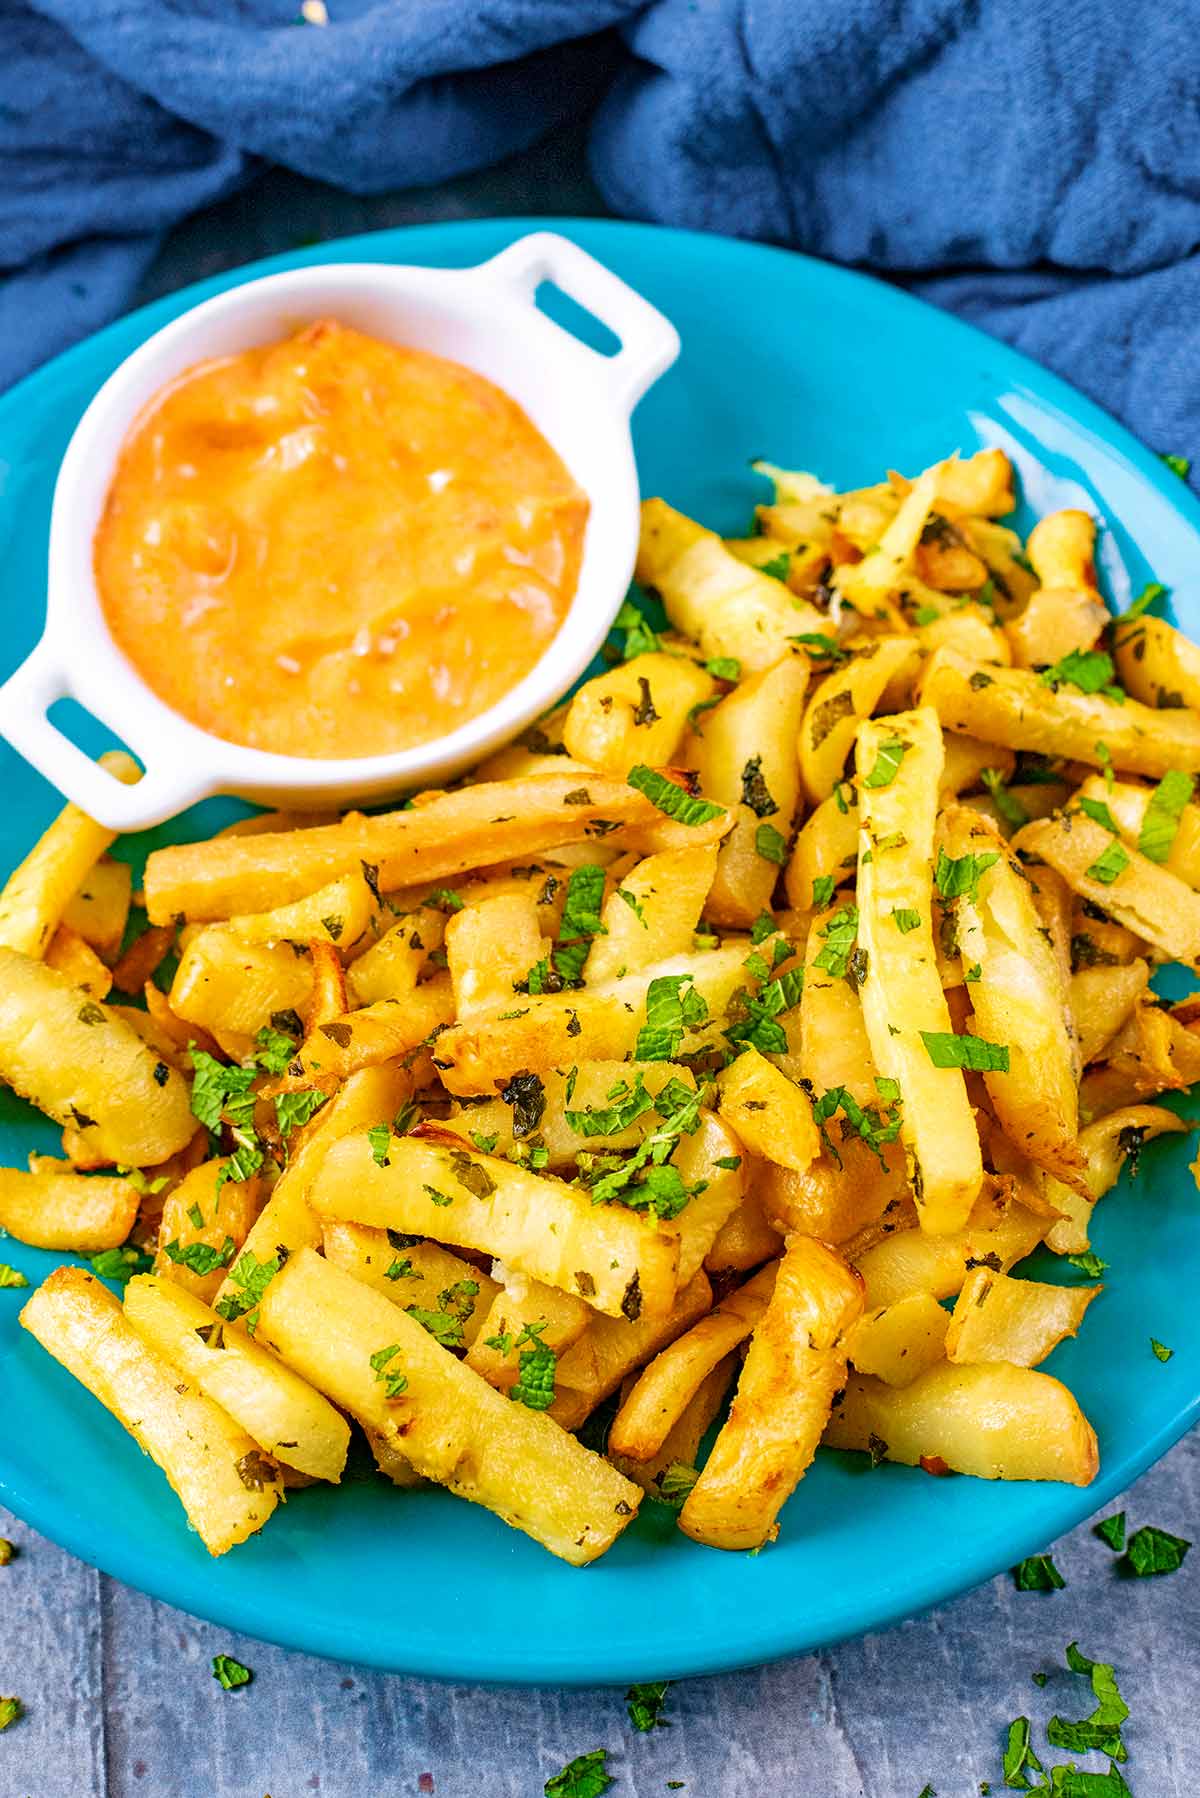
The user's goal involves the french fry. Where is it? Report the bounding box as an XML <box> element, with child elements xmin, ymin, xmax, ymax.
<box><xmin>1005</xmin><ymin>510</ymin><xmax>1108</xmax><ymax>670</ymax></box>
<box><xmin>941</xmin><ymin>734</ymin><xmax>1015</xmax><ymax>798</ymax></box>
<box><xmin>169</xmin><ymin>928</ymin><xmax>313</xmax><ymax>1055</ymax></box>
<box><xmin>962</xmin><ymin>517</ymin><xmax>1038</xmax><ymax>614</ymax></box>
<box><xmin>0</xmin><ymin>751</ymin><xmax>139</xmax><ymax>957</ymax></box>
<box><xmin>784</xmin><ymin>784</ymin><xmax>858</xmax><ymax>912</ymax></box>
<box><xmin>1040</xmin><ymin>1105</ymin><xmax>1189</xmax><ymax>1254</ymax></box>
<box><xmin>124</xmin><ymin>1274</ymin><xmax>350</xmax><ymax>1481</ymax></box>
<box><xmin>212</xmin><ymin>1064</ymin><xmax>413</xmax><ymax>1318</ymax></box>
<box><xmin>320</xmin><ymin>1220</ymin><xmax>500</xmax><ymax>1348</ymax></box>
<box><xmin>587</xmin><ymin>845</ymin><xmax>718</xmax><ymax>983</ymax></box>
<box><xmin>45</xmin><ymin>925</ymin><xmax>113</xmax><ymax>999</ymax></box>
<box><xmin>0</xmin><ymin>1165</ymin><xmax>139</xmax><ymax>1251</ymax></box>
<box><xmin>62</xmin><ymin>854</ymin><xmax>133</xmax><ymax>961</ymax></box>
<box><xmin>609</xmin><ymin>1355</ymin><xmax>737</xmax><ymax>1498</ymax></box>
<box><xmin>687</xmin><ymin>655</ymin><xmax>809</xmax><ymax>923</ymax></box>
<box><xmin>608</xmin><ymin>1261</ymin><xmax>778</xmax><ymax>1462</ymax></box>
<box><xmin>547</xmin><ymin>1270</ymin><xmax>715</xmax><ymax>1429</ymax></box>
<box><xmin>1078</xmin><ymin>1006</ymin><xmax>1200</xmax><ymax>1118</ymax></box>
<box><xmin>832</xmin><ymin>468</ymin><xmax>937</xmax><ymax>614</ymax></box>
<box><xmin>154</xmin><ymin>1159</ymin><xmax>263</xmax><ymax>1303</ymax></box>
<box><xmin>1072</xmin><ymin>959</ymin><xmax>1150</xmax><ymax>1066</ymax></box>
<box><xmin>226</xmin><ymin>871</ymin><xmax>375</xmax><ymax>952</ymax></box>
<box><xmin>670</xmin><ymin>1109</ymin><xmax>748</xmax><ymax>1283</ymax></box>
<box><xmin>1015</xmin><ymin>810</ymin><xmax>1200</xmax><ymax>968</ymax></box>
<box><xmin>291</xmin><ymin>979</ymin><xmax>454</xmax><ymax>1083</ymax></box>
<box><xmin>717</xmin><ymin>1046</ymin><xmax>819</xmax><ymax>1173</ymax></box>
<box><xmin>855</xmin><ymin>709</ymin><xmax>983</xmax><ymax>1232</ymax></box>
<box><xmin>216</xmin><ymin>809</ymin><xmax>338</xmax><ymax>837</ymax></box>
<box><xmin>844</xmin><ymin>1291</ymin><xmax>950</xmax><ymax>1386</ymax></box>
<box><xmin>939</xmin><ymin>805</ymin><xmax>1082</xmax><ymax>1186</ymax></box>
<box><xmin>1077</xmin><ymin>774</ymin><xmax>1200</xmax><ymax>889</ymax></box>
<box><xmin>144</xmin><ymin>774</ymin><xmax>729</xmax><ymax>923</ymax></box>
<box><xmin>799</xmin><ymin>903</ymin><xmax>879</xmax><ymax>1104</ymax></box>
<box><xmin>704</xmin><ymin>1185</ymin><xmax>784</xmax><ymax>1274</ymax></box>
<box><xmin>853</xmin><ymin>1181</ymin><xmax>1047</xmax><ymax>1308</ymax></box>
<box><xmin>825</xmin><ymin>1362</ymin><xmax>1098</xmax><ymax>1485</ymax></box>
<box><xmin>561</xmin><ymin>652</ymin><xmax>716</xmax><ymax>778</ymax></box>
<box><xmin>916</xmin><ymin>606</ymin><xmax>1010</xmax><ymax>666</ymax></box>
<box><xmin>0</xmin><ymin>947</ymin><xmax>195</xmax><ymax>1166</ymax></box>
<box><xmin>307</xmin><ymin>1127</ymin><xmax>679</xmax><ymax>1321</ymax></box>
<box><xmin>1112</xmin><ymin>612</ymin><xmax>1200</xmax><ymax>713</ymax></box>
<box><xmin>800</xmin><ymin>638</ymin><xmax>922</xmax><ymax>804</ymax></box>
<box><xmin>347</xmin><ymin>908</ymin><xmax>445</xmax><ymax>1005</ymax></box>
<box><xmin>919</xmin><ymin>648</ymin><xmax>1200</xmax><ymax>776</ymax></box>
<box><xmin>445</xmin><ymin>893</ymin><xmax>544</xmax><ymax>1019</ymax></box>
<box><xmin>636</xmin><ymin>499</ymin><xmax>824</xmax><ymax>673</ymax></box>
<box><xmin>110</xmin><ymin>923</ymin><xmax>177</xmax><ymax>997</ymax></box>
<box><xmin>255</xmin><ymin>1248</ymin><xmax>640</xmax><ymax>1566</ymax></box>
<box><xmin>756</xmin><ymin>1141</ymin><xmax>909</xmax><ymax>1245</ymax></box>
<box><xmin>679</xmin><ymin>1239</ymin><xmax>863</xmax><ymax>1549</ymax></box>
<box><xmin>437</xmin><ymin>945</ymin><xmax>751</xmax><ymax>1095</ymax></box>
<box><xmin>914</xmin><ymin>514</ymin><xmax>989</xmax><ymax>594</ymax></box>
<box><xmin>21</xmin><ymin>1267</ymin><xmax>281</xmax><ymax>1553</ymax></box>
<box><xmin>944</xmin><ymin>1269</ymin><xmax>1101</xmax><ymax>1368</ymax></box>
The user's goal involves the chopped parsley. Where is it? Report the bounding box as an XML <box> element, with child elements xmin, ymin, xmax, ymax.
<box><xmin>812</xmin><ymin>874</ymin><xmax>836</xmax><ymax>908</ymax></box>
<box><xmin>1151</xmin><ymin>1337</ymin><xmax>1174</xmax><ymax>1362</ymax></box>
<box><xmin>213</xmin><ymin>1246</ymin><xmax>288</xmax><ymax>1329</ymax></box>
<box><xmin>406</xmin><ymin>1279</ymin><xmax>480</xmax><ymax>1350</ymax></box>
<box><xmin>90</xmin><ymin>1244</ymin><xmax>153</xmax><ymax>1284</ymax></box>
<box><xmin>1138</xmin><ymin>769</ymin><xmax>1194</xmax><ymax>863</ymax></box>
<box><xmin>654</xmin><ymin>1462</ymin><xmax>699</xmax><ymax>1509</ymax></box>
<box><xmin>759</xmin><ymin>551</ymin><xmax>791</xmax><ymax>582</ymax></box>
<box><xmin>626</xmin><ymin>1680</ymin><xmax>671</xmax><ymax>1732</ymax></box>
<box><xmin>1123</xmin><ymin>1524</ymin><xmax>1190</xmax><ymax>1576</ymax></box>
<box><xmin>891</xmin><ymin>908</ymin><xmax>921</xmax><ymax>934</ymax></box>
<box><xmin>510</xmin><ymin>1324</ymin><xmax>557</xmax><ymax>1410</ymax></box>
<box><xmin>1084</xmin><ymin>840</ymin><xmax>1129</xmax><ymax>885</ymax></box>
<box><xmin>921</xmin><ymin>1031</ymin><xmax>1010</xmax><ymax>1072</ymax></box>
<box><xmin>1077</xmin><ymin>796</ymin><xmax>1120</xmax><ymax>834</ymax></box>
<box><xmin>705</xmin><ymin>656</ymin><xmax>741</xmax><ymax>680</ymax></box>
<box><xmin>791</xmin><ymin>631</ymin><xmax>850</xmax><ymax>666</ymax></box>
<box><xmin>0</xmin><ymin>1263</ymin><xmax>28</xmax><ymax>1289</ymax></box>
<box><xmin>627</xmin><ymin>764</ymin><xmax>724</xmax><ymax>826</ymax></box>
<box><xmin>163</xmin><ymin>1236</ymin><xmax>236</xmax><ymax>1277</ymax></box>
<box><xmin>861</xmin><ymin>735</ymin><xmax>911</xmax><ymax>789</ymax></box>
<box><xmin>275</xmin><ymin>1087</ymin><xmax>327</xmax><ymax>1140</ymax></box>
<box><xmin>547</xmin><ymin>864</ymin><xmax>609</xmax><ymax>985</ymax></box>
<box><xmin>586</xmin><ymin>1081</ymin><xmax>706</xmax><ymax>1216</ymax></box>
<box><xmin>617</xmin><ymin>887</ymin><xmax>647</xmax><ymax>927</ymax></box>
<box><xmin>367</xmin><ymin>1122</ymin><xmax>391</xmax><ymax>1167</ymax></box>
<box><xmin>254</xmin><ymin>1023</ymin><xmax>299</xmax><ymax>1075</ymax></box>
<box><xmin>566</xmin><ymin>1075</ymin><xmax>655</xmax><ymax>1138</ymax></box>
<box><xmin>211</xmin><ymin>1654</ymin><xmax>252</xmax><ymax>1692</ymax></box>
<box><xmin>1011</xmin><ymin>1553</ymin><xmax>1065</xmax><ymax>1592</ymax></box>
<box><xmin>810</xmin><ymin>1082</ymin><xmax>902</xmax><ymax>1169</ymax></box>
<box><xmin>422</xmin><ymin>1184</ymin><xmax>455</xmax><ymax>1208</ymax></box>
<box><xmin>544</xmin><ymin>1749</ymin><xmax>615</xmax><ymax>1797</ymax></box>
<box><xmin>1095</xmin><ymin>740</ymin><xmax>1115</xmax><ymax>791</ymax></box>
<box><xmin>613</xmin><ymin>597</ymin><xmax>662</xmax><ymax>660</ymax></box>
<box><xmin>1039</xmin><ymin>648</ymin><xmax>1125</xmax><ymax>702</ymax></box>
<box><xmin>812</xmin><ymin>904</ymin><xmax>858</xmax><ymax>980</ymax></box>
<box><xmin>1067</xmin><ymin>1251</ymin><xmax>1108</xmax><ymax>1277</ymax></box>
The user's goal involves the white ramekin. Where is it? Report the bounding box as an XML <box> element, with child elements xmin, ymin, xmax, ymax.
<box><xmin>0</xmin><ymin>232</ymin><xmax>680</xmax><ymax>830</ymax></box>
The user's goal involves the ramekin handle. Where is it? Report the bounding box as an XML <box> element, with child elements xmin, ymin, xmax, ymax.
<box><xmin>475</xmin><ymin>231</ymin><xmax>681</xmax><ymax>411</ymax></box>
<box><xmin>0</xmin><ymin>641</ymin><xmax>209</xmax><ymax>832</ymax></box>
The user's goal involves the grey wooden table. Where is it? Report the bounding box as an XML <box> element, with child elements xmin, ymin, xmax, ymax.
<box><xmin>4</xmin><ymin>135</ymin><xmax>1198</xmax><ymax>1797</ymax></box>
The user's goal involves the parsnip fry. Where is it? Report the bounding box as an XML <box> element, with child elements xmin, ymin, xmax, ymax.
<box><xmin>679</xmin><ymin>1240</ymin><xmax>863</xmax><ymax>1549</ymax></box>
<box><xmin>124</xmin><ymin>1274</ymin><xmax>350</xmax><ymax>1481</ymax></box>
<box><xmin>854</xmin><ymin>1182</ymin><xmax>1047</xmax><ymax>1308</ymax></box>
<box><xmin>587</xmin><ymin>845</ymin><xmax>718</xmax><ymax>983</ymax></box>
<box><xmin>256</xmin><ymin>1248</ymin><xmax>640</xmax><ymax>1566</ymax></box>
<box><xmin>717</xmin><ymin>1046</ymin><xmax>819</xmax><ymax>1173</ymax></box>
<box><xmin>0</xmin><ymin>751</ymin><xmax>139</xmax><ymax>957</ymax></box>
<box><xmin>226</xmin><ymin>872</ymin><xmax>375</xmax><ymax>951</ymax></box>
<box><xmin>844</xmin><ymin>1292</ymin><xmax>950</xmax><ymax>1387</ymax></box>
<box><xmin>144</xmin><ymin>774</ymin><xmax>729</xmax><ymax>923</ymax></box>
<box><xmin>320</xmin><ymin>1220</ymin><xmax>500</xmax><ymax>1349</ymax></box>
<box><xmin>944</xmin><ymin>1269</ymin><xmax>1101</xmax><ymax>1368</ymax></box>
<box><xmin>0</xmin><ymin>1166</ymin><xmax>138</xmax><ymax>1251</ymax></box>
<box><xmin>1016</xmin><ymin>811</ymin><xmax>1200</xmax><ymax>969</ymax></box>
<box><xmin>801</xmin><ymin>638</ymin><xmax>922</xmax><ymax>804</ymax></box>
<box><xmin>307</xmin><ymin>1127</ymin><xmax>680</xmax><ymax>1320</ymax></box>
<box><xmin>825</xmin><ymin>1362</ymin><xmax>1099</xmax><ymax>1485</ymax></box>
<box><xmin>62</xmin><ymin>854</ymin><xmax>133</xmax><ymax>960</ymax></box>
<box><xmin>21</xmin><ymin>1267</ymin><xmax>280</xmax><ymax>1553</ymax></box>
<box><xmin>855</xmin><ymin>708</ymin><xmax>983</xmax><ymax>1232</ymax></box>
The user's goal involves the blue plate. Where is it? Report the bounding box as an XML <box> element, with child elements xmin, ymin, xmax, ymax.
<box><xmin>1</xmin><ymin>219</ymin><xmax>1198</xmax><ymax>1686</ymax></box>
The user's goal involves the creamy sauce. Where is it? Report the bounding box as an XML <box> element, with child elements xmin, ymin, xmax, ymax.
<box><xmin>95</xmin><ymin>320</ymin><xmax>589</xmax><ymax>759</ymax></box>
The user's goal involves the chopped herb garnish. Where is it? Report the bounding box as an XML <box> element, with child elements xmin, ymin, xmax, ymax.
<box><xmin>1067</xmin><ymin>1250</ymin><xmax>1108</xmax><ymax>1277</ymax></box>
<box><xmin>1012</xmin><ymin>1553</ymin><xmax>1065</xmax><ymax>1592</ymax></box>
<box><xmin>1084</xmin><ymin>840</ymin><xmax>1129</xmax><ymax>885</ymax></box>
<box><xmin>654</xmin><ymin>1462</ymin><xmax>699</xmax><ymax>1509</ymax></box>
<box><xmin>566</xmin><ymin>1075</ymin><xmax>655</xmax><ymax>1138</ymax></box>
<box><xmin>812</xmin><ymin>904</ymin><xmax>858</xmax><ymax>980</ymax></box>
<box><xmin>755</xmin><ymin>821</ymin><xmax>788</xmax><ymax>864</ymax></box>
<box><xmin>90</xmin><ymin>1244</ymin><xmax>152</xmax><ymax>1284</ymax></box>
<box><xmin>0</xmin><ymin>1263</ymin><xmax>28</xmax><ymax>1289</ymax></box>
<box><xmin>1162</xmin><ymin>453</ymin><xmax>1191</xmax><ymax>480</ymax></box>
<box><xmin>811</xmin><ymin>875</ymin><xmax>836</xmax><ymax>909</ymax></box>
<box><xmin>935</xmin><ymin>848</ymin><xmax>1000</xmax><ymax>905</ymax></box>
<box><xmin>213</xmin><ymin>1247</ymin><xmax>288</xmax><ymax>1330</ymax></box>
<box><xmin>705</xmin><ymin>656</ymin><xmax>741</xmax><ymax>680</ymax></box>
<box><xmin>502</xmin><ymin>1070</ymin><xmax>547</xmax><ymax>1139</ymax></box>
<box><xmin>740</xmin><ymin>755</ymin><xmax>778</xmax><ymax>817</ymax></box>
<box><xmin>1138</xmin><ymin>769</ymin><xmax>1194</xmax><ymax>863</ymax></box>
<box><xmin>861</xmin><ymin>735</ymin><xmax>911</xmax><ymax>789</ymax></box>
<box><xmin>275</xmin><ymin>1087</ymin><xmax>327</xmax><ymax>1139</ymax></box>
<box><xmin>626</xmin><ymin>1680</ymin><xmax>671</xmax><ymax>1732</ymax></box>
<box><xmin>212</xmin><ymin>1655</ymin><xmax>252</xmax><ymax>1691</ymax></box>
<box><xmin>891</xmin><ymin>908</ymin><xmax>921</xmax><ymax>934</ymax></box>
<box><xmin>1094</xmin><ymin>1512</ymin><xmax>1126</xmax><ymax>1552</ymax></box>
<box><xmin>921</xmin><ymin>1031</ymin><xmax>1009</xmax><ymax>1072</ymax></box>
<box><xmin>614</xmin><ymin>597</ymin><xmax>662</xmax><ymax>660</ymax></box>
<box><xmin>627</xmin><ymin>764</ymin><xmax>724</xmax><ymax>826</ymax></box>
<box><xmin>617</xmin><ymin>887</ymin><xmax>647</xmax><ymax>927</ymax></box>
<box><xmin>1124</xmin><ymin>1524</ymin><xmax>1190</xmax><ymax>1576</ymax></box>
<box><xmin>635</xmin><ymin>973</ymin><xmax>707</xmax><ymax>1061</ymax></box>
<box><xmin>1151</xmin><ymin>1337</ymin><xmax>1174</xmax><ymax>1362</ymax></box>
<box><xmin>510</xmin><ymin>1325</ymin><xmax>557</xmax><ymax>1410</ymax></box>
<box><xmin>1039</xmin><ymin>648</ymin><xmax>1125</xmax><ymax>702</ymax></box>
<box><xmin>981</xmin><ymin>766</ymin><xmax>1029</xmax><ymax>828</ymax></box>
<box><xmin>254</xmin><ymin>1023</ymin><xmax>298</xmax><ymax>1074</ymax></box>
<box><xmin>369</xmin><ymin>1342</ymin><xmax>409</xmax><ymax>1401</ymax></box>
<box><xmin>163</xmin><ymin>1236</ymin><xmax>236</xmax><ymax>1277</ymax></box>
<box><xmin>791</xmin><ymin>631</ymin><xmax>850</xmax><ymax>666</ymax></box>
<box><xmin>367</xmin><ymin>1122</ymin><xmax>391</xmax><ymax>1167</ymax></box>
<box><xmin>422</xmin><ymin>1184</ymin><xmax>454</xmax><ymax>1208</ymax></box>
<box><xmin>544</xmin><ymin>1749</ymin><xmax>615</xmax><ymax>1798</ymax></box>
<box><xmin>1002</xmin><ymin>1716</ymin><xmax>1043</xmax><ymax>1788</ymax></box>
<box><xmin>1077</xmin><ymin>796</ymin><xmax>1120</xmax><ymax>834</ymax></box>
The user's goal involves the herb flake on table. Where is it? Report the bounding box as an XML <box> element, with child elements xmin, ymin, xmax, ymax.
<box><xmin>544</xmin><ymin>1748</ymin><xmax>615</xmax><ymax>1797</ymax></box>
<box><xmin>211</xmin><ymin>1654</ymin><xmax>252</xmax><ymax>1691</ymax></box>
<box><xmin>626</xmin><ymin>1679</ymin><xmax>672</xmax><ymax>1731</ymax></box>
<box><xmin>1094</xmin><ymin>1512</ymin><xmax>1126</xmax><ymax>1552</ymax></box>
<box><xmin>1011</xmin><ymin>1553</ymin><xmax>1065</xmax><ymax>1592</ymax></box>
<box><xmin>1123</xmin><ymin>1524</ymin><xmax>1190</xmax><ymax>1576</ymax></box>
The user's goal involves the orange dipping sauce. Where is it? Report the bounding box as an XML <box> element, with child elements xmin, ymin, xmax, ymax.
<box><xmin>95</xmin><ymin>321</ymin><xmax>589</xmax><ymax>759</ymax></box>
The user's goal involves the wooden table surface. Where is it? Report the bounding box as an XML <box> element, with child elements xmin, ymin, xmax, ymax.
<box><xmin>3</xmin><ymin>134</ymin><xmax>1197</xmax><ymax>1797</ymax></box>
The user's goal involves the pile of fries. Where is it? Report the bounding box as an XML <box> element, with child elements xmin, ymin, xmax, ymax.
<box><xmin>8</xmin><ymin>444</ymin><xmax>1200</xmax><ymax>1564</ymax></box>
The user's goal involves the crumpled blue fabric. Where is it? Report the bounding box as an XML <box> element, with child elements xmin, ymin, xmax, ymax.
<box><xmin>3</xmin><ymin>0</ymin><xmax>1198</xmax><ymax>469</ymax></box>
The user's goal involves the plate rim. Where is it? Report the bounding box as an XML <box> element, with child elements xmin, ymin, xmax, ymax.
<box><xmin>2</xmin><ymin>214</ymin><xmax>1198</xmax><ymax>1685</ymax></box>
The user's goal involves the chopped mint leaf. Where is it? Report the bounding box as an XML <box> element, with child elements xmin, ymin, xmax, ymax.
<box><xmin>1138</xmin><ymin>769</ymin><xmax>1194</xmax><ymax>863</ymax></box>
<box><xmin>921</xmin><ymin>1032</ymin><xmax>1010</xmax><ymax>1073</ymax></box>
<box><xmin>1124</xmin><ymin>1524</ymin><xmax>1190</xmax><ymax>1576</ymax></box>
<box><xmin>1094</xmin><ymin>1512</ymin><xmax>1126</xmax><ymax>1552</ymax></box>
<box><xmin>627</xmin><ymin>765</ymin><xmax>723</xmax><ymax>827</ymax></box>
<box><xmin>212</xmin><ymin>1654</ymin><xmax>252</xmax><ymax>1691</ymax></box>
<box><xmin>1011</xmin><ymin>1553</ymin><xmax>1065</xmax><ymax>1592</ymax></box>
<box><xmin>626</xmin><ymin>1680</ymin><xmax>671</xmax><ymax>1732</ymax></box>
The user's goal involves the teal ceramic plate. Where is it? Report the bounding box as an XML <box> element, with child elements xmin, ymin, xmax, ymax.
<box><xmin>1</xmin><ymin>220</ymin><xmax>1197</xmax><ymax>1685</ymax></box>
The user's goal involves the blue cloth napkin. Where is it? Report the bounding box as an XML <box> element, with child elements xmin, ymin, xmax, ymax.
<box><xmin>3</xmin><ymin>0</ymin><xmax>1198</xmax><ymax>471</ymax></box>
